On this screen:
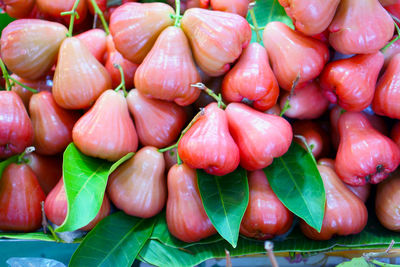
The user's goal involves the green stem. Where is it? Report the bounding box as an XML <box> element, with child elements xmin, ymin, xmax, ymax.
<box><xmin>191</xmin><ymin>83</ymin><xmax>227</xmax><ymax>109</ymax></box>
<box><xmin>90</xmin><ymin>0</ymin><xmax>110</xmax><ymax>35</ymax></box>
<box><xmin>114</xmin><ymin>64</ymin><xmax>127</xmax><ymax>97</ymax></box>
<box><xmin>280</xmin><ymin>72</ymin><xmax>301</xmax><ymax>117</ymax></box>
<box><xmin>0</xmin><ymin>58</ymin><xmax>11</xmax><ymax>90</ymax></box>
<box><xmin>61</xmin><ymin>0</ymin><xmax>81</xmax><ymax>37</ymax></box>
<box><xmin>17</xmin><ymin>146</ymin><xmax>35</xmax><ymax>164</ymax></box>
<box><xmin>249</xmin><ymin>3</ymin><xmax>262</xmax><ymax>43</ymax></box>
<box><xmin>9</xmin><ymin>76</ymin><xmax>38</xmax><ymax>93</ymax></box>
<box><xmin>174</xmin><ymin>0</ymin><xmax>181</xmax><ymax>27</ymax></box>
<box><xmin>47</xmin><ymin>224</ymin><xmax>61</xmax><ymax>242</ymax></box>
<box><xmin>382</xmin><ymin>17</ymin><xmax>400</xmax><ymax>52</ymax></box>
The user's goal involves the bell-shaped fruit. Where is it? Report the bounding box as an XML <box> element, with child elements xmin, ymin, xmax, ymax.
<box><xmin>1</xmin><ymin>19</ymin><xmax>67</xmax><ymax>80</ymax></box>
<box><xmin>373</xmin><ymin>54</ymin><xmax>400</xmax><ymax>119</ymax></box>
<box><xmin>300</xmin><ymin>165</ymin><xmax>368</xmax><ymax>240</ymax></box>
<box><xmin>109</xmin><ymin>2</ymin><xmax>174</xmax><ymax>64</ymax></box>
<box><xmin>72</xmin><ymin>90</ymin><xmax>138</xmax><ymax>161</ymax></box>
<box><xmin>105</xmin><ymin>35</ymin><xmax>138</xmax><ymax>89</ymax></box>
<box><xmin>320</xmin><ymin>52</ymin><xmax>384</xmax><ymax>111</ymax></box>
<box><xmin>280</xmin><ymin>81</ymin><xmax>329</xmax><ymax>119</ymax></box>
<box><xmin>76</xmin><ymin>29</ymin><xmax>107</xmax><ymax>64</ymax></box>
<box><xmin>181</xmin><ymin>8</ymin><xmax>251</xmax><ymax>76</ymax></box>
<box><xmin>52</xmin><ymin>37</ymin><xmax>112</xmax><ymax>110</ymax></box>
<box><xmin>278</xmin><ymin>0</ymin><xmax>340</xmax><ymax>36</ymax></box>
<box><xmin>263</xmin><ymin>21</ymin><xmax>329</xmax><ymax>90</ymax></box>
<box><xmin>3</xmin><ymin>0</ymin><xmax>35</xmax><ymax>18</ymax></box>
<box><xmin>29</xmin><ymin>91</ymin><xmax>80</xmax><ymax>156</ymax></box>
<box><xmin>36</xmin><ymin>0</ymin><xmax>87</xmax><ymax>25</ymax></box>
<box><xmin>0</xmin><ymin>163</ymin><xmax>45</xmax><ymax>232</ymax></box>
<box><xmin>178</xmin><ymin>103</ymin><xmax>240</xmax><ymax>176</ymax></box>
<box><xmin>222</xmin><ymin>43</ymin><xmax>279</xmax><ymax>111</ymax></box>
<box><xmin>126</xmin><ymin>90</ymin><xmax>186</xmax><ymax>148</ymax></box>
<box><xmin>166</xmin><ymin>163</ymin><xmax>217</xmax><ymax>243</ymax></box>
<box><xmin>376</xmin><ymin>170</ymin><xmax>400</xmax><ymax>231</ymax></box>
<box><xmin>134</xmin><ymin>26</ymin><xmax>201</xmax><ymax>106</ymax></box>
<box><xmin>240</xmin><ymin>170</ymin><xmax>293</xmax><ymax>240</ymax></box>
<box><xmin>225</xmin><ymin>103</ymin><xmax>292</xmax><ymax>171</ymax></box>
<box><xmin>0</xmin><ymin>91</ymin><xmax>33</xmax><ymax>159</ymax></box>
<box><xmin>210</xmin><ymin>0</ymin><xmax>249</xmax><ymax>17</ymax></box>
<box><xmin>329</xmin><ymin>0</ymin><xmax>394</xmax><ymax>54</ymax></box>
<box><xmin>335</xmin><ymin>111</ymin><xmax>400</xmax><ymax>185</ymax></box>
<box><xmin>107</xmin><ymin>146</ymin><xmax>166</xmax><ymax>218</ymax></box>
<box><xmin>44</xmin><ymin>178</ymin><xmax>110</xmax><ymax>231</ymax></box>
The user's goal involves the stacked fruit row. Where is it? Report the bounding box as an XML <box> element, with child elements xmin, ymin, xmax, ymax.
<box><xmin>2</xmin><ymin>0</ymin><xmax>400</xmax><ymax>247</ymax></box>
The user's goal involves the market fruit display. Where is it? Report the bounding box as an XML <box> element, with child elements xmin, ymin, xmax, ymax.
<box><xmin>1</xmin><ymin>0</ymin><xmax>400</xmax><ymax>266</ymax></box>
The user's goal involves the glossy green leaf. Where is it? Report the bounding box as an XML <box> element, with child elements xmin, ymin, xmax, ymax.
<box><xmin>197</xmin><ymin>168</ymin><xmax>248</xmax><ymax>248</ymax></box>
<box><xmin>264</xmin><ymin>142</ymin><xmax>325</xmax><ymax>232</ymax></box>
<box><xmin>0</xmin><ymin>232</ymin><xmax>55</xmax><ymax>242</ymax></box>
<box><xmin>57</xmin><ymin>143</ymin><xmax>133</xmax><ymax>232</ymax></box>
<box><xmin>69</xmin><ymin>212</ymin><xmax>155</xmax><ymax>267</ymax></box>
<box><xmin>0</xmin><ymin>13</ymin><xmax>15</xmax><ymax>37</ymax></box>
<box><xmin>0</xmin><ymin>154</ymin><xmax>19</xmax><ymax>179</ymax></box>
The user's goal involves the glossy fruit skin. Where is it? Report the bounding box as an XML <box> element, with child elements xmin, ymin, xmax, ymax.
<box><xmin>110</xmin><ymin>2</ymin><xmax>174</xmax><ymax>64</ymax></box>
<box><xmin>385</xmin><ymin>2</ymin><xmax>400</xmax><ymax>26</ymax></box>
<box><xmin>376</xmin><ymin>171</ymin><xmax>400</xmax><ymax>231</ymax></box>
<box><xmin>0</xmin><ymin>163</ymin><xmax>45</xmax><ymax>232</ymax></box>
<box><xmin>293</xmin><ymin>120</ymin><xmax>330</xmax><ymax>160</ymax></box>
<box><xmin>2</xmin><ymin>0</ymin><xmax>35</xmax><ymax>18</ymax></box>
<box><xmin>107</xmin><ymin>146</ymin><xmax>166</xmax><ymax>218</ymax></box>
<box><xmin>0</xmin><ymin>91</ymin><xmax>33</xmax><ymax>159</ymax></box>
<box><xmin>73</xmin><ymin>90</ymin><xmax>138</xmax><ymax>161</ymax></box>
<box><xmin>225</xmin><ymin>103</ymin><xmax>292</xmax><ymax>171</ymax></box>
<box><xmin>320</xmin><ymin>52</ymin><xmax>384</xmax><ymax>111</ymax></box>
<box><xmin>135</xmin><ymin>26</ymin><xmax>201</xmax><ymax>106</ymax></box>
<box><xmin>36</xmin><ymin>0</ymin><xmax>87</xmax><ymax>25</ymax></box>
<box><xmin>373</xmin><ymin>54</ymin><xmax>400</xmax><ymax>119</ymax></box>
<box><xmin>1</xmin><ymin>19</ymin><xmax>67</xmax><ymax>80</ymax></box>
<box><xmin>240</xmin><ymin>170</ymin><xmax>293</xmax><ymax>240</ymax></box>
<box><xmin>52</xmin><ymin>37</ymin><xmax>112</xmax><ymax>110</ymax></box>
<box><xmin>126</xmin><ymin>90</ymin><xmax>187</xmax><ymax>148</ymax></box>
<box><xmin>210</xmin><ymin>0</ymin><xmax>249</xmax><ymax>17</ymax></box>
<box><xmin>279</xmin><ymin>0</ymin><xmax>340</xmax><ymax>36</ymax></box>
<box><xmin>24</xmin><ymin>153</ymin><xmax>62</xmax><ymax>195</ymax></box>
<box><xmin>75</xmin><ymin>29</ymin><xmax>107</xmax><ymax>64</ymax></box>
<box><xmin>380</xmin><ymin>0</ymin><xmax>398</xmax><ymax>5</ymax></box>
<box><xmin>329</xmin><ymin>0</ymin><xmax>394</xmax><ymax>54</ymax></box>
<box><xmin>105</xmin><ymin>35</ymin><xmax>138</xmax><ymax>89</ymax></box>
<box><xmin>181</xmin><ymin>8</ymin><xmax>251</xmax><ymax>77</ymax></box>
<box><xmin>166</xmin><ymin>163</ymin><xmax>217</xmax><ymax>243</ymax></box>
<box><xmin>29</xmin><ymin>92</ymin><xmax>80</xmax><ymax>156</ymax></box>
<box><xmin>300</xmin><ymin>165</ymin><xmax>368</xmax><ymax>240</ymax></box>
<box><xmin>335</xmin><ymin>112</ymin><xmax>400</xmax><ymax>186</ymax></box>
<box><xmin>263</xmin><ymin>21</ymin><xmax>329</xmax><ymax>91</ymax></box>
<box><xmin>45</xmin><ymin>178</ymin><xmax>110</xmax><ymax>231</ymax></box>
<box><xmin>280</xmin><ymin>81</ymin><xmax>329</xmax><ymax>120</ymax></box>
<box><xmin>164</xmin><ymin>147</ymin><xmax>178</xmax><ymax>172</ymax></box>
<box><xmin>222</xmin><ymin>43</ymin><xmax>279</xmax><ymax>111</ymax></box>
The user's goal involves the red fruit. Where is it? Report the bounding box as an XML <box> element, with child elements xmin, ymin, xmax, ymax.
<box><xmin>24</xmin><ymin>153</ymin><xmax>62</xmax><ymax>195</ymax></box>
<box><xmin>318</xmin><ymin>158</ymin><xmax>336</xmax><ymax>169</ymax></box>
<box><xmin>280</xmin><ymin>81</ymin><xmax>329</xmax><ymax>120</ymax></box>
<box><xmin>385</xmin><ymin>2</ymin><xmax>400</xmax><ymax>25</ymax></box>
<box><xmin>2</xmin><ymin>0</ymin><xmax>35</xmax><ymax>18</ymax></box>
<box><xmin>391</xmin><ymin>121</ymin><xmax>400</xmax><ymax>147</ymax></box>
<box><xmin>181</xmin><ymin>8</ymin><xmax>251</xmax><ymax>76</ymax></box>
<box><xmin>73</xmin><ymin>90</ymin><xmax>138</xmax><ymax>161</ymax></box>
<box><xmin>107</xmin><ymin>146</ymin><xmax>166</xmax><ymax>218</ymax></box>
<box><xmin>319</xmin><ymin>52</ymin><xmax>384</xmax><ymax>112</ymax></box>
<box><xmin>52</xmin><ymin>37</ymin><xmax>112</xmax><ymax>110</ymax></box>
<box><xmin>225</xmin><ymin>103</ymin><xmax>292</xmax><ymax>171</ymax></box>
<box><xmin>329</xmin><ymin>0</ymin><xmax>394</xmax><ymax>54</ymax></box>
<box><xmin>36</xmin><ymin>0</ymin><xmax>88</xmax><ymax>25</ymax></box>
<box><xmin>300</xmin><ymin>165</ymin><xmax>368</xmax><ymax>240</ymax></box>
<box><xmin>376</xmin><ymin>171</ymin><xmax>400</xmax><ymax>231</ymax></box>
<box><xmin>167</xmin><ymin>0</ymin><xmax>210</xmax><ymax>12</ymax></box>
<box><xmin>166</xmin><ymin>163</ymin><xmax>217</xmax><ymax>243</ymax></box>
<box><xmin>335</xmin><ymin>112</ymin><xmax>400</xmax><ymax>185</ymax></box>
<box><xmin>178</xmin><ymin>103</ymin><xmax>240</xmax><ymax>176</ymax></box>
<box><xmin>134</xmin><ymin>26</ymin><xmax>201</xmax><ymax>106</ymax></box>
<box><xmin>1</xmin><ymin>19</ymin><xmax>67</xmax><ymax>80</ymax></box>
<box><xmin>222</xmin><ymin>43</ymin><xmax>279</xmax><ymax>111</ymax></box>
<box><xmin>75</xmin><ymin>29</ymin><xmax>107</xmax><ymax>64</ymax></box>
<box><xmin>263</xmin><ymin>21</ymin><xmax>329</xmax><ymax>91</ymax></box>
<box><xmin>87</xmin><ymin>0</ymin><xmax>106</xmax><ymax>15</ymax></box>
<box><xmin>29</xmin><ymin>91</ymin><xmax>80</xmax><ymax>156</ymax></box>
<box><xmin>381</xmin><ymin>0</ymin><xmax>399</xmax><ymax>5</ymax></box>
<box><xmin>210</xmin><ymin>0</ymin><xmax>249</xmax><ymax>17</ymax></box>
<box><xmin>44</xmin><ymin>178</ymin><xmax>110</xmax><ymax>231</ymax></box>
<box><xmin>0</xmin><ymin>163</ymin><xmax>45</xmax><ymax>232</ymax></box>
<box><xmin>265</xmin><ymin>104</ymin><xmax>282</xmax><ymax>116</ymax></box>
<box><xmin>164</xmin><ymin>147</ymin><xmax>178</xmax><ymax>172</ymax></box>
<box><xmin>105</xmin><ymin>35</ymin><xmax>138</xmax><ymax>89</ymax></box>
<box><xmin>382</xmin><ymin>37</ymin><xmax>400</xmax><ymax>68</ymax></box>
<box><xmin>240</xmin><ymin>171</ymin><xmax>293</xmax><ymax>240</ymax></box>
<box><xmin>0</xmin><ymin>91</ymin><xmax>33</xmax><ymax>159</ymax></box>
<box><xmin>373</xmin><ymin>54</ymin><xmax>400</xmax><ymax>119</ymax></box>
<box><xmin>126</xmin><ymin>90</ymin><xmax>187</xmax><ymax>148</ymax></box>
<box><xmin>109</xmin><ymin>2</ymin><xmax>174</xmax><ymax>64</ymax></box>
<box><xmin>279</xmin><ymin>0</ymin><xmax>340</xmax><ymax>36</ymax></box>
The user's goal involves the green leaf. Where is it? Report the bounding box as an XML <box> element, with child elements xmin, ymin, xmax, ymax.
<box><xmin>197</xmin><ymin>168</ymin><xmax>249</xmax><ymax>248</ymax></box>
<box><xmin>337</xmin><ymin>257</ymin><xmax>374</xmax><ymax>267</ymax></box>
<box><xmin>264</xmin><ymin>142</ymin><xmax>325</xmax><ymax>232</ymax></box>
<box><xmin>0</xmin><ymin>13</ymin><xmax>15</xmax><ymax>37</ymax></box>
<box><xmin>0</xmin><ymin>154</ymin><xmax>19</xmax><ymax>179</ymax></box>
<box><xmin>0</xmin><ymin>232</ymin><xmax>55</xmax><ymax>242</ymax></box>
<box><xmin>69</xmin><ymin>212</ymin><xmax>155</xmax><ymax>267</ymax></box>
<box><xmin>56</xmin><ymin>143</ymin><xmax>132</xmax><ymax>232</ymax></box>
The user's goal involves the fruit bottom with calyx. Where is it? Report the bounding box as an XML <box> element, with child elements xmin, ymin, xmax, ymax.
<box><xmin>1</xmin><ymin>0</ymin><xmax>400</xmax><ymax>266</ymax></box>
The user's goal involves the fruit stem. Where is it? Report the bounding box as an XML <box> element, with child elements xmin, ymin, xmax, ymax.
<box><xmin>280</xmin><ymin>72</ymin><xmax>301</xmax><ymax>117</ymax></box>
<box><xmin>174</xmin><ymin>0</ymin><xmax>182</xmax><ymax>27</ymax></box>
<box><xmin>114</xmin><ymin>64</ymin><xmax>127</xmax><ymax>97</ymax></box>
<box><xmin>225</xmin><ymin>249</ymin><xmax>232</xmax><ymax>267</ymax></box>
<box><xmin>294</xmin><ymin>135</ymin><xmax>317</xmax><ymax>164</ymax></box>
<box><xmin>264</xmin><ymin>241</ymin><xmax>279</xmax><ymax>267</ymax></box>
<box><xmin>249</xmin><ymin>2</ymin><xmax>262</xmax><ymax>43</ymax></box>
<box><xmin>0</xmin><ymin>58</ymin><xmax>11</xmax><ymax>90</ymax></box>
<box><xmin>41</xmin><ymin>201</ymin><xmax>61</xmax><ymax>242</ymax></box>
<box><xmin>89</xmin><ymin>0</ymin><xmax>110</xmax><ymax>35</ymax></box>
<box><xmin>191</xmin><ymin>83</ymin><xmax>227</xmax><ymax>109</ymax></box>
<box><xmin>9</xmin><ymin>76</ymin><xmax>38</xmax><ymax>93</ymax></box>
<box><xmin>382</xmin><ymin>18</ymin><xmax>400</xmax><ymax>52</ymax></box>
<box><xmin>17</xmin><ymin>146</ymin><xmax>35</xmax><ymax>164</ymax></box>
<box><xmin>61</xmin><ymin>0</ymin><xmax>81</xmax><ymax>37</ymax></box>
